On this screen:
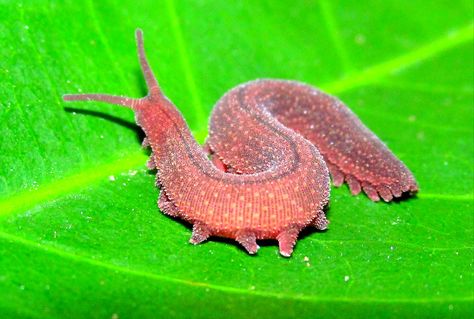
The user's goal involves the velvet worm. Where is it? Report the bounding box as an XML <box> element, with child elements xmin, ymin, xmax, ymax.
<box><xmin>63</xmin><ymin>30</ymin><xmax>418</xmax><ymax>257</ymax></box>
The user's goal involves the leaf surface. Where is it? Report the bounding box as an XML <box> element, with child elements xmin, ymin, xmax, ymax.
<box><xmin>0</xmin><ymin>0</ymin><xmax>473</xmax><ymax>318</ymax></box>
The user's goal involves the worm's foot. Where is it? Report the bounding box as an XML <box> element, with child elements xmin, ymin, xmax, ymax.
<box><xmin>236</xmin><ymin>231</ymin><xmax>259</xmax><ymax>254</ymax></box>
<box><xmin>158</xmin><ymin>191</ymin><xmax>179</xmax><ymax>217</ymax></box>
<box><xmin>328</xmin><ymin>162</ymin><xmax>418</xmax><ymax>202</ymax></box>
<box><xmin>346</xmin><ymin>174</ymin><xmax>361</xmax><ymax>195</ymax></box>
<box><xmin>277</xmin><ymin>226</ymin><xmax>300</xmax><ymax>257</ymax></box>
<box><xmin>189</xmin><ymin>222</ymin><xmax>211</xmax><ymax>245</ymax></box>
<box><xmin>147</xmin><ymin>155</ymin><xmax>156</xmax><ymax>170</ymax></box>
<box><xmin>142</xmin><ymin>137</ymin><xmax>149</xmax><ymax>148</ymax></box>
<box><xmin>312</xmin><ymin>213</ymin><xmax>329</xmax><ymax>230</ymax></box>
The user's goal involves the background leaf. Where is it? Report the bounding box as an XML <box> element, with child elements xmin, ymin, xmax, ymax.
<box><xmin>1</xmin><ymin>0</ymin><xmax>473</xmax><ymax>318</ymax></box>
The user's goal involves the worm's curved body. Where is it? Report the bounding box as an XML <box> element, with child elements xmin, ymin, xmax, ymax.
<box><xmin>64</xmin><ymin>30</ymin><xmax>417</xmax><ymax>257</ymax></box>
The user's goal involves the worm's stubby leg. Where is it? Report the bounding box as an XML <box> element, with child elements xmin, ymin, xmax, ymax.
<box><xmin>312</xmin><ymin>212</ymin><xmax>329</xmax><ymax>230</ymax></box>
<box><xmin>235</xmin><ymin>231</ymin><xmax>259</xmax><ymax>254</ymax></box>
<box><xmin>189</xmin><ymin>222</ymin><xmax>211</xmax><ymax>245</ymax></box>
<box><xmin>143</xmin><ymin>138</ymin><xmax>156</xmax><ymax>170</ymax></box>
<box><xmin>327</xmin><ymin>163</ymin><xmax>344</xmax><ymax>187</ymax></box>
<box><xmin>142</xmin><ymin>137</ymin><xmax>150</xmax><ymax>148</ymax></box>
<box><xmin>211</xmin><ymin>156</ymin><xmax>228</xmax><ymax>172</ymax></box>
<box><xmin>158</xmin><ymin>192</ymin><xmax>179</xmax><ymax>217</ymax></box>
<box><xmin>389</xmin><ymin>184</ymin><xmax>403</xmax><ymax>198</ymax></box>
<box><xmin>202</xmin><ymin>143</ymin><xmax>211</xmax><ymax>155</ymax></box>
<box><xmin>377</xmin><ymin>185</ymin><xmax>393</xmax><ymax>202</ymax></box>
<box><xmin>277</xmin><ymin>225</ymin><xmax>300</xmax><ymax>257</ymax></box>
<box><xmin>362</xmin><ymin>182</ymin><xmax>380</xmax><ymax>202</ymax></box>
<box><xmin>346</xmin><ymin>175</ymin><xmax>362</xmax><ymax>195</ymax></box>
<box><xmin>147</xmin><ymin>156</ymin><xmax>156</xmax><ymax>170</ymax></box>
<box><xmin>202</xmin><ymin>143</ymin><xmax>228</xmax><ymax>172</ymax></box>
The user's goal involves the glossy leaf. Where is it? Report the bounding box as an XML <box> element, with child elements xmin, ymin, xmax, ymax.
<box><xmin>0</xmin><ymin>0</ymin><xmax>473</xmax><ymax>318</ymax></box>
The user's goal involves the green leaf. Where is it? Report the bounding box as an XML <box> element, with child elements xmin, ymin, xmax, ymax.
<box><xmin>1</xmin><ymin>0</ymin><xmax>473</xmax><ymax>318</ymax></box>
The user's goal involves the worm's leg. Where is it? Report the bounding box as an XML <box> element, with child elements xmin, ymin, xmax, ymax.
<box><xmin>158</xmin><ymin>192</ymin><xmax>179</xmax><ymax>217</ymax></box>
<box><xmin>236</xmin><ymin>231</ymin><xmax>259</xmax><ymax>254</ymax></box>
<box><xmin>312</xmin><ymin>212</ymin><xmax>329</xmax><ymax>230</ymax></box>
<box><xmin>203</xmin><ymin>143</ymin><xmax>228</xmax><ymax>172</ymax></box>
<box><xmin>327</xmin><ymin>163</ymin><xmax>344</xmax><ymax>187</ymax></box>
<box><xmin>346</xmin><ymin>175</ymin><xmax>362</xmax><ymax>195</ymax></box>
<box><xmin>142</xmin><ymin>137</ymin><xmax>150</xmax><ymax>148</ymax></box>
<box><xmin>377</xmin><ymin>185</ymin><xmax>393</xmax><ymax>202</ymax></box>
<box><xmin>277</xmin><ymin>226</ymin><xmax>300</xmax><ymax>257</ymax></box>
<box><xmin>362</xmin><ymin>182</ymin><xmax>380</xmax><ymax>201</ymax></box>
<box><xmin>189</xmin><ymin>222</ymin><xmax>211</xmax><ymax>245</ymax></box>
<box><xmin>147</xmin><ymin>156</ymin><xmax>156</xmax><ymax>170</ymax></box>
<box><xmin>211</xmin><ymin>156</ymin><xmax>227</xmax><ymax>172</ymax></box>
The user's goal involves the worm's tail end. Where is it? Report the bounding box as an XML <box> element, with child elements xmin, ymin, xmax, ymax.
<box><xmin>63</xmin><ymin>28</ymin><xmax>163</xmax><ymax>109</ymax></box>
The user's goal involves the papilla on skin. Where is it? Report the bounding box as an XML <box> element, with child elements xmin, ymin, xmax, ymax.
<box><xmin>63</xmin><ymin>30</ymin><xmax>418</xmax><ymax>257</ymax></box>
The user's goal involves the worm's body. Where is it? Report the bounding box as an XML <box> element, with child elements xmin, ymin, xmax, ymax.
<box><xmin>64</xmin><ymin>30</ymin><xmax>417</xmax><ymax>257</ymax></box>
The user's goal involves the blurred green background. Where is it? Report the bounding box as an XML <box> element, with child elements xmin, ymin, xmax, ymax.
<box><xmin>0</xmin><ymin>0</ymin><xmax>473</xmax><ymax>318</ymax></box>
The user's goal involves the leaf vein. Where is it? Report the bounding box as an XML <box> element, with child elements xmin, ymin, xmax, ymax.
<box><xmin>319</xmin><ymin>0</ymin><xmax>353</xmax><ymax>73</ymax></box>
<box><xmin>321</xmin><ymin>22</ymin><xmax>474</xmax><ymax>93</ymax></box>
<box><xmin>86</xmin><ymin>0</ymin><xmax>131</xmax><ymax>89</ymax></box>
<box><xmin>1</xmin><ymin>230</ymin><xmax>472</xmax><ymax>304</ymax></box>
<box><xmin>0</xmin><ymin>151</ymin><xmax>147</xmax><ymax>217</ymax></box>
<box><xmin>164</xmin><ymin>0</ymin><xmax>206</xmax><ymax>126</ymax></box>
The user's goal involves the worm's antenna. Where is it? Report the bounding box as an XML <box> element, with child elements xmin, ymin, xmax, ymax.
<box><xmin>135</xmin><ymin>29</ymin><xmax>162</xmax><ymax>97</ymax></box>
<box><xmin>62</xmin><ymin>94</ymin><xmax>138</xmax><ymax>108</ymax></box>
<box><xmin>63</xmin><ymin>29</ymin><xmax>162</xmax><ymax>108</ymax></box>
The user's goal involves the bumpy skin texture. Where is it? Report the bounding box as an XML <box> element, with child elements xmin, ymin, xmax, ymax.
<box><xmin>63</xmin><ymin>30</ymin><xmax>418</xmax><ymax>257</ymax></box>
<box><xmin>208</xmin><ymin>81</ymin><xmax>418</xmax><ymax>202</ymax></box>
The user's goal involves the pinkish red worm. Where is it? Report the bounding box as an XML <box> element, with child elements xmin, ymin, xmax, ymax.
<box><xmin>63</xmin><ymin>30</ymin><xmax>418</xmax><ymax>257</ymax></box>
